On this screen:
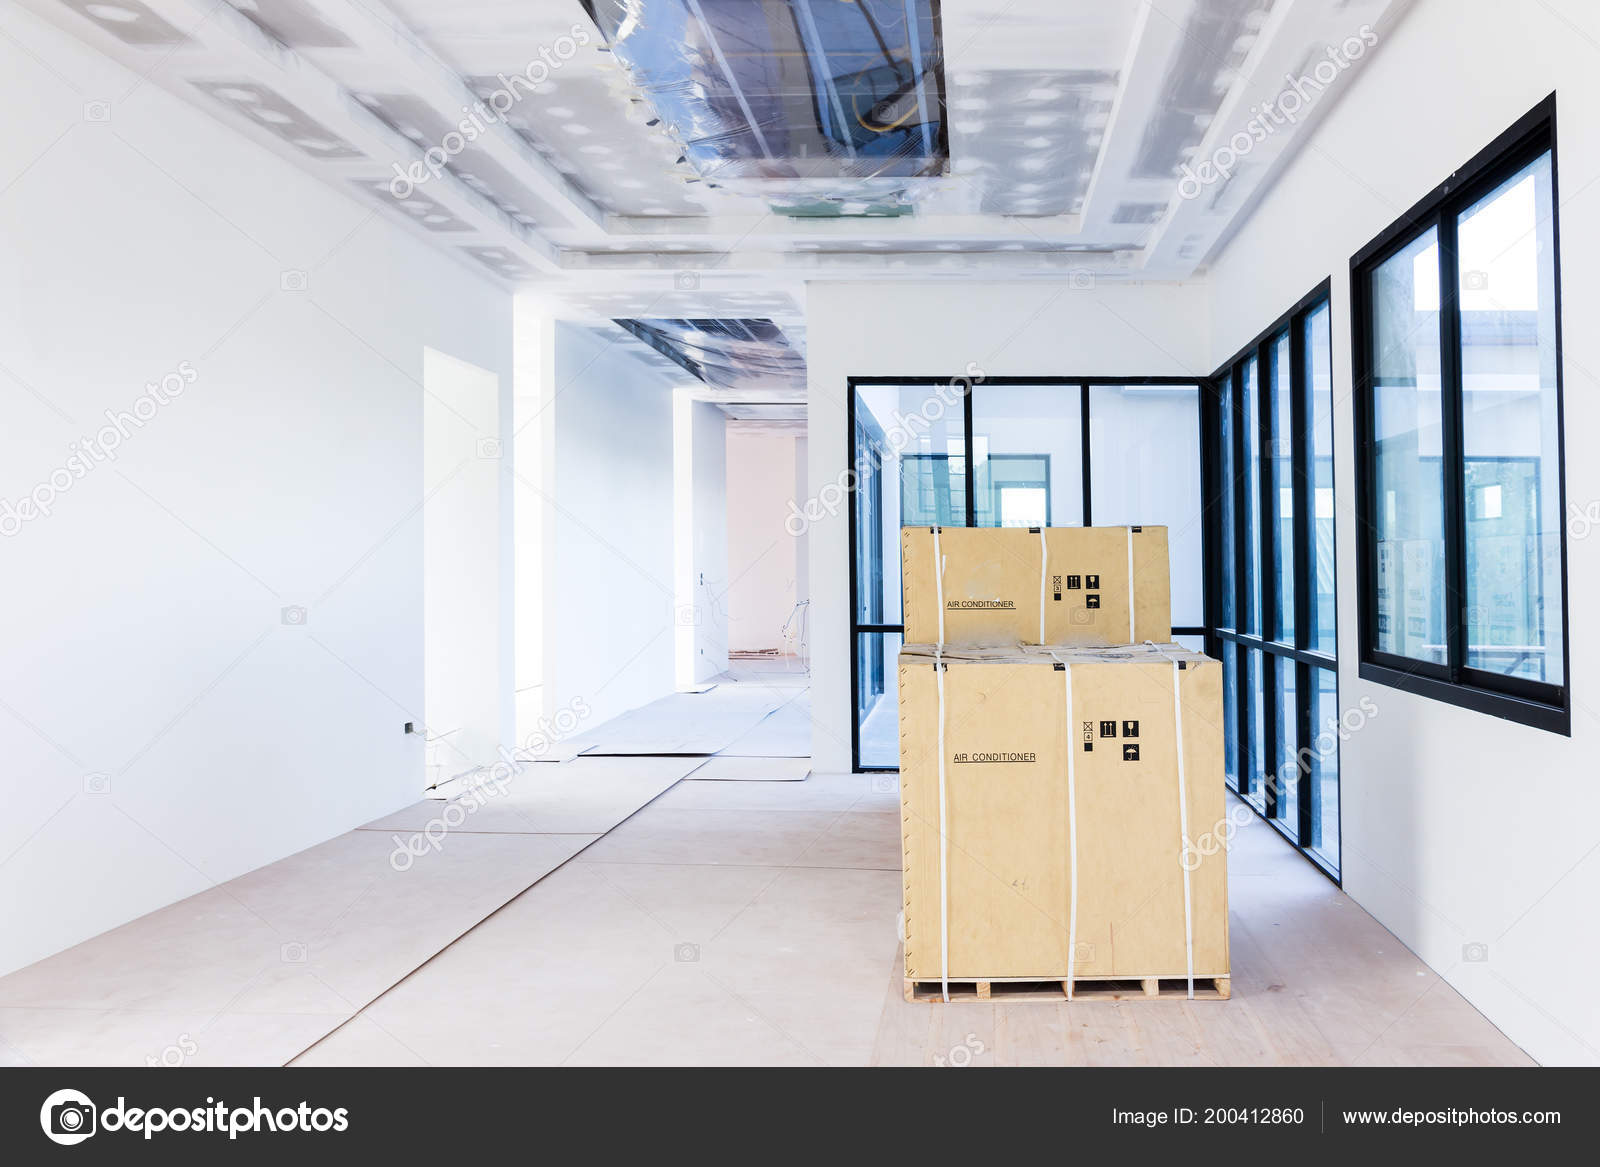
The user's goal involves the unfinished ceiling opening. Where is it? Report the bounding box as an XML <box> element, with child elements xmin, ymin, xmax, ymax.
<box><xmin>583</xmin><ymin>0</ymin><xmax>948</xmax><ymax>216</ymax></box>
<box><xmin>615</xmin><ymin>317</ymin><xmax>806</xmax><ymax>394</ymax></box>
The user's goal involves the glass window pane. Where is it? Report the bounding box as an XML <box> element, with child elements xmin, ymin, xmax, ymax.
<box><xmin>1219</xmin><ymin>373</ymin><xmax>1237</xmax><ymax>629</ymax></box>
<box><xmin>1304</xmin><ymin>302</ymin><xmax>1336</xmax><ymax>655</ymax></box>
<box><xmin>1088</xmin><ymin>385</ymin><xmax>1203</xmax><ymax>626</ymax></box>
<box><xmin>1222</xmin><ymin>640</ymin><xmax>1239</xmax><ymax>792</ymax></box>
<box><xmin>1308</xmin><ymin>666</ymin><xmax>1340</xmax><ymax>872</ymax></box>
<box><xmin>853</xmin><ymin>383</ymin><xmax>968</xmax><ymax>625</ymax></box>
<box><xmin>1270</xmin><ymin>332</ymin><xmax>1295</xmax><ymax>642</ymax></box>
<box><xmin>1457</xmin><ymin>152</ymin><xmax>1564</xmax><ymax>685</ymax></box>
<box><xmin>1370</xmin><ymin>228</ymin><xmax>1447</xmax><ymax>665</ymax></box>
<box><xmin>1272</xmin><ymin>656</ymin><xmax>1299</xmax><ymax>835</ymax></box>
<box><xmin>970</xmin><ymin>385</ymin><xmax>1083</xmax><ymax>528</ymax></box>
<box><xmin>1242</xmin><ymin>358</ymin><xmax>1263</xmax><ymax>635</ymax></box>
<box><xmin>1245</xmin><ymin>649</ymin><xmax>1266</xmax><ymax>811</ymax></box>
<box><xmin>856</xmin><ymin>630</ymin><xmax>902</xmax><ymax>768</ymax></box>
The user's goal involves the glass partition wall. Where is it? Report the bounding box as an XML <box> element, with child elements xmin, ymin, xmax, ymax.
<box><xmin>848</xmin><ymin>378</ymin><xmax>1204</xmax><ymax>770</ymax></box>
<box><xmin>1206</xmin><ymin>284</ymin><xmax>1342</xmax><ymax>880</ymax></box>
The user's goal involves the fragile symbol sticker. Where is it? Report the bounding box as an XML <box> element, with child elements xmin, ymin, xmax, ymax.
<box><xmin>1122</xmin><ymin>720</ymin><xmax>1140</xmax><ymax>738</ymax></box>
<box><xmin>1085</xmin><ymin>574</ymin><xmax>1100</xmax><ymax>589</ymax></box>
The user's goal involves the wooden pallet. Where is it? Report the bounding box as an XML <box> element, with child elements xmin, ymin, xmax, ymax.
<box><xmin>904</xmin><ymin>976</ymin><xmax>1231</xmax><ymax>1003</ymax></box>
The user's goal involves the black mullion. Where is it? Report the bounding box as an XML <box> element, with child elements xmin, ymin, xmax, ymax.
<box><xmin>1290</xmin><ymin>310</ymin><xmax>1314</xmax><ymax>848</ymax></box>
<box><xmin>1256</xmin><ymin>340</ymin><xmax>1279</xmax><ymax>820</ymax></box>
<box><xmin>1080</xmin><ymin>384</ymin><xmax>1093</xmax><ymax>525</ymax></box>
<box><xmin>1230</xmin><ymin>364</ymin><xmax>1252</xmax><ymax>798</ymax></box>
<box><xmin>1200</xmin><ymin>376</ymin><xmax>1221</xmax><ymax>657</ymax></box>
<box><xmin>962</xmin><ymin>381</ymin><xmax>976</xmax><ymax>527</ymax></box>
<box><xmin>1437</xmin><ymin>211</ymin><xmax>1467</xmax><ymax>679</ymax></box>
<box><xmin>846</xmin><ymin>387</ymin><xmax>861</xmax><ymax>773</ymax></box>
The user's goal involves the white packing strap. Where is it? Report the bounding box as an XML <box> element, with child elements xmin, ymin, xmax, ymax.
<box><xmin>1171</xmin><ymin>659</ymin><xmax>1195</xmax><ymax>1000</ymax></box>
<box><xmin>935</xmin><ymin>653</ymin><xmax>950</xmax><ymax>1003</ymax></box>
<box><xmin>1126</xmin><ymin>527</ymin><xmax>1136</xmax><ymax>645</ymax></box>
<box><xmin>1037</xmin><ymin>527</ymin><xmax>1048</xmax><ymax>644</ymax></box>
<box><xmin>1056</xmin><ymin>654</ymin><xmax>1079</xmax><ymax>1001</ymax></box>
<box><xmin>932</xmin><ymin>526</ymin><xmax>946</xmax><ymax>648</ymax></box>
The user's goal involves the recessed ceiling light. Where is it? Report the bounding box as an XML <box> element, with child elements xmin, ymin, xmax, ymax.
<box><xmin>954</xmin><ymin>122</ymin><xmax>984</xmax><ymax>135</ymax></box>
<box><xmin>861</xmin><ymin>241</ymin><xmax>888</xmax><ymax>248</ymax></box>
<box><xmin>1026</xmin><ymin>87</ymin><xmax>1060</xmax><ymax>102</ymax></box>
<box><xmin>935</xmin><ymin>242</ymin><xmax>960</xmax><ymax>251</ymax></box>
<box><xmin>545</xmin><ymin>106</ymin><xmax>574</xmax><ymax>118</ymax></box>
<box><xmin>952</xmin><ymin>97</ymin><xmax>987</xmax><ymax>112</ymax></box>
<box><xmin>294</xmin><ymin>137</ymin><xmax>340</xmax><ymax>151</ymax></box>
<box><xmin>254</xmin><ymin>109</ymin><xmax>292</xmax><ymax>125</ymax></box>
<box><xmin>579</xmin><ymin>144</ymin><xmax>612</xmax><ymax>155</ymax></box>
<box><xmin>562</xmin><ymin>123</ymin><xmax>591</xmax><ymax>135</ymax></box>
<box><xmin>1023</xmin><ymin>113</ymin><xmax>1058</xmax><ymax>128</ymax></box>
<box><xmin>1018</xmin><ymin>158</ymin><xmax>1047</xmax><ymax>173</ymax></box>
<box><xmin>1024</xmin><ymin>137</ymin><xmax>1051</xmax><ymax>149</ymax></box>
<box><xmin>217</xmin><ymin>86</ymin><xmax>259</xmax><ymax>103</ymax></box>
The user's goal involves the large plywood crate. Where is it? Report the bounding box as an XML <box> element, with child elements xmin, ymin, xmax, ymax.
<box><xmin>897</xmin><ymin>642</ymin><xmax>1229</xmax><ymax>1000</ymax></box>
<box><xmin>901</xmin><ymin>525</ymin><xmax>1171</xmax><ymax>648</ymax></box>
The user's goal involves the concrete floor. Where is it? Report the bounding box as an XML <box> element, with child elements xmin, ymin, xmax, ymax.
<box><xmin>0</xmin><ymin>666</ymin><xmax>1531</xmax><ymax>1067</ymax></box>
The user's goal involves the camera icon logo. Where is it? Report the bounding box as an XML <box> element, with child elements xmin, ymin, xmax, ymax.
<box><xmin>83</xmin><ymin>101</ymin><xmax>111</xmax><ymax>123</ymax></box>
<box><xmin>1462</xmin><ymin>269</ymin><xmax>1489</xmax><ymax>292</ymax></box>
<box><xmin>83</xmin><ymin>773</ymin><xmax>111</xmax><ymax>795</ymax></box>
<box><xmin>1070</xmin><ymin>607</ymin><xmax>1096</xmax><ymax>626</ymax></box>
<box><xmin>476</xmin><ymin>437</ymin><xmax>502</xmax><ymax>460</ymax></box>
<box><xmin>674</xmin><ymin>271</ymin><xmax>700</xmax><ymax>291</ymax></box>
<box><xmin>281</xmin><ymin>605</ymin><xmax>308</xmax><ymax>626</ymax></box>
<box><xmin>870</xmin><ymin>775</ymin><xmax>898</xmax><ymax>794</ymax></box>
<box><xmin>1067</xmin><ymin>267</ymin><xmax>1095</xmax><ymax>290</ymax></box>
<box><xmin>40</xmin><ymin>1089</ymin><xmax>97</xmax><ymax>1146</ymax></box>
<box><xmin>673</xmin><ymin>942</ymin><xmax>700</xmax><ymax>963</ymax></box>
<box><xmin>1461</xmin><ymin>942</ymin><xmax>1489</xmax><ymax>963</ymax></box>
<box><xmin>280</xmin><ymin>269</ymin><xmax>308</xmax><ymax>292</ymax></box>
<box><xmin>675</xmin><ymin>604</ymin><xmax>700</xmax><ymax>627</ymax></box>
<box><xmin>281</xmin><ymin>941</ymin><xmax>308</xmax><ymax>963</ymax></box>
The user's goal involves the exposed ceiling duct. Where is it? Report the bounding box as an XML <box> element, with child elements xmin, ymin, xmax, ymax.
<box><xmin>583</xmin><ymin>0</ymin><xmax>948</xmax><ymax>216</ymax></box>
<box><xmin>614</xmin><ymin>317</ymin><xmax>806</xmax><ymax>393</ymax></box>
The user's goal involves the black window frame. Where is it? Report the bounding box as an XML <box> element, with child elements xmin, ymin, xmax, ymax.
<box><xmin>1350</xmin><ymin>93</ymin><xmax>1571</xmax><ymax>736</ymax></box>
<box><xmin>846</xmin><ymin>375</ymin><xmax>1208</xmax><ymax>772</ymax></box>
<box><xmin>1205</xmin><ymin>279</ymin><xmax>1342</xmax><ymax>883</ymax></box>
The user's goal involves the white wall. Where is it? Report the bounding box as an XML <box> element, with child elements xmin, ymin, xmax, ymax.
<box><xmin>725</xmin><ymin>429</ymin><xmax>799</xmax><ymax>653</ymax></box>
<box><xmin>675</xmin><ymin>393</ymin><xmax>729</xmax><ymax>685</ymax></box>
<box><xmin>1205</xmin><ymin>0</ymin><xmax>1600</xmax><ymax>1065</ymax></box>
<box><xmin>0</xmin><ymin>10</ymin><xmax>513</xmax><ymax>976</ymax></box>
<box><xmin>422</xmin><ymin>349</ymin><xmax>503</xmax><ymax>775</ymax></box>
<box><xmin>547</xmin><ymin>326</ymin><xmax>679</xmax><ymax>726</ymax></box>
<box><xmin>806</xmin><ymin>280</ymin><xmax>1211</xmax><ymax>773</ymax></box>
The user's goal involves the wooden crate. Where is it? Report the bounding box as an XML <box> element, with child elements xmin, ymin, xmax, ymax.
<box><xmin>901</xmin><ymin>525</ymin><xmax>1171</xmax><ymax>647</ymax></box>
<box><xmin>898</xmin><ymin>642</ymin><xmax>1229</xmax><ymax>991</ymax></box>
